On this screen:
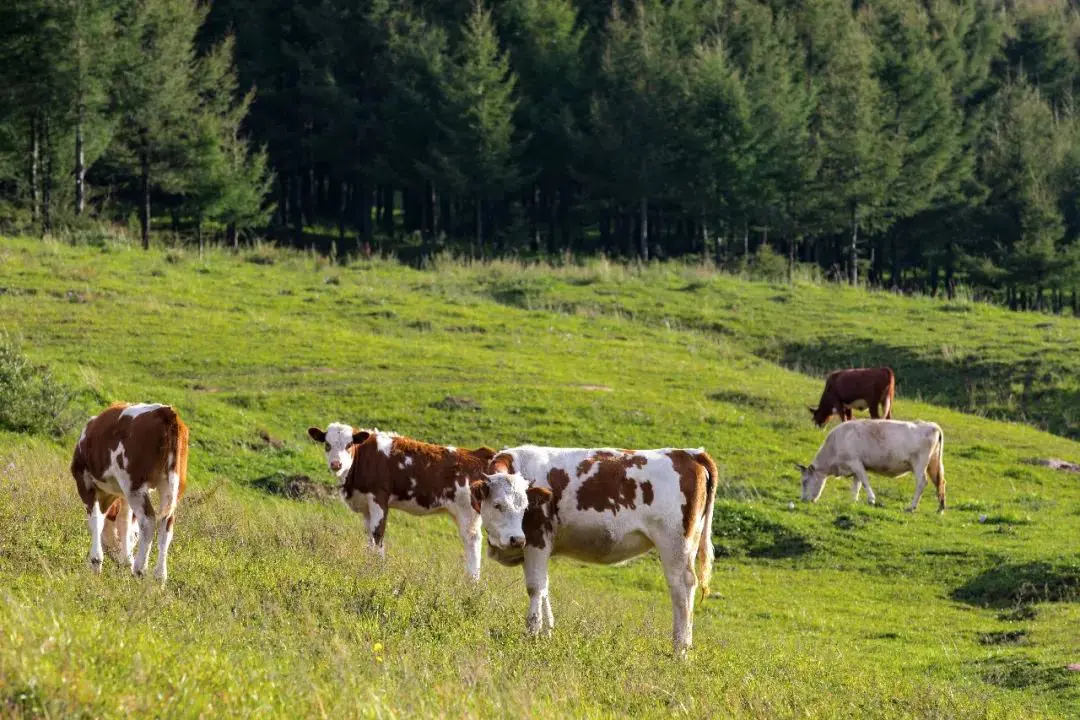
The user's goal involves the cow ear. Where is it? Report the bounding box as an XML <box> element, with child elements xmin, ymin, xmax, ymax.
<box><xmin>527</xmin><ymin>486</ymin><xmax>552</xmax><ymax>509</ymax></box>
<box><xmin>351</xmin><ymin>430</ymin><xmax>370</xmax><ymax>446</ymax></box>
<box><xmin>308</xmin><ymin>427</ymin><xmax>326</xmax><ymax>443</ymax></box>
<box><xmin>793</xmin><ymin>463</ymin><xmax>807</xmax><ymax>473</ymax></box>
<box><xmin>470</xmin><ymin>480</ymin><xmax>490</xmax><ymax>513</ymax></box>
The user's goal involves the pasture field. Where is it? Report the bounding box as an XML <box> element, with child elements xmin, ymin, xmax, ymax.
<box><xmin>0</xmin><ymin>236</ymin><xmax>1079</xmax><ymax>718</ymax></box>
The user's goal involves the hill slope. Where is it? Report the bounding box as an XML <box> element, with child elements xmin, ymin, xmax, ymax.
<box><xmin>0</xmin><ymin>238</ymin><xmax>1078</xmax><ymax>718</ymax></box>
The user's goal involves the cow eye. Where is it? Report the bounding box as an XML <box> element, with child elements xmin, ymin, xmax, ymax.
<box><xmin>495</xmin><ymin>503</ymin><xmax>506</xmax><ymax>512</ymax></box>
<box><xmin>324</xmin><ymin>443</ymin><xmax>331</xmax><ymax>451</ymax></box>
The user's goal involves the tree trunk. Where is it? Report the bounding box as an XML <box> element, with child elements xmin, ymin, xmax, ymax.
<box><xmin>291</xmin><ymin>172</ymin><xmax>303</xmax><ymax>246</ymax></box>
<box><xmin>849</xmin><ymin>203</ymin><xmax>859</xmax><ymax>286</ymax></box>
<box><xmin>140</xmin><ymin>145</ymin><xmax>150</xmax><ymax>249</ymax></box>
<box><xmin>381</xmin><ymin>185</ymin><xmax>394</xmax><ymax>238</ymax></box>
<box><xmin>75</xmin><ymin>103</ymin><xmax>86</xmax><ymax>216</ymax></box>
<box><xmin>30</xmin><ymin>115</ymin><xmax>40</xmax><ymax>223</ymax></box>
<box><xmin>743</xmin><ymin>222</ymin><xmax>749</xmax><ymax>257</ymax></box>
<box><xmin>228</xmin><ymin>222</ymin><xmax>238</xmax><ymax>250</ymax></box>
<box><xmin>196</xmin><ymin>220</ymin><xmax>204</xmax><ymax>256</ymax></box>
<box><xmin>337</xmin><ymin>179</ymin><xmax>346</xmax><ymax>244</ymax></box>
<box><xmin>532</xmin><ymin>184</ymin><xmax>541</xmax><ymax>253</ymax></box>
<box><xmin>476</xmin><ymin>197</ymin><xmax>483</xmax><ymax>254</ymax></box>
<box><xmin>639</xmin><ymin>197</ymin><xmax>649</xmax><ymax>261</ymax></box>
<box><xmin>42</xmin><ymin>118</ymin><xmax>52</xmax><ymax>237</ymax></box>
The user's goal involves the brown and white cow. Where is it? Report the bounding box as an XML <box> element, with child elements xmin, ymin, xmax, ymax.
<box><xmin>474</xmin><ymin>445</ymin><xmax>718</xmax><ymax>657</ymax></box>
<box><xmin>71</xmin><ymin>403</ymin><xmax>189</xmax><ymax>581</ymax></box>
<box><xmin>796</xmin><ymin>419</ymin><xmax>945</xmax><ymax>512</ymax></box>
<box><xmin>809</xmin><ymin>367</ymin><xmax>895</xmax><ymax>427</ymax></box>
<box><xmin>308</xmin><ymin>423</ymin><xmax>496</xmax><ymax>580</ymax></box>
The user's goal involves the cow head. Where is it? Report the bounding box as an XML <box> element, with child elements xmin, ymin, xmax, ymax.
<box><xmin>808</xmin><ymin>405</ymin><xmax>833</xmax><ymax>428</ymax></box>
<box><xmin>795</xmin><ymin>463</ymin><xmax>827</xmax><ymax>502</ymax></box>
<box><xmin>308</xmin><ymin>423</ymin><xmax>369</xmax><ymax>480</ymax></box>
<box><xmin>470</xmin><ymin>472</ymin><xmax>551</xmax><ymax>551</ymax></box>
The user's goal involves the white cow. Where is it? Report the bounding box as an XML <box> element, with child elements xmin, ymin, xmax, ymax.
<box><xmin>796</xmin><ymin>419</ymin><xmax>945</xmax><ymax>512</ymax></box>
<box><xmin>472</xmin><ymin>445</ymin><xmax>718</xmax><ymax>657</ymax></box>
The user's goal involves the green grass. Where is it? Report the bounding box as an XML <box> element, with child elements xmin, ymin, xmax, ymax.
<box><xmin>0</xmin><ymin>236</ymin><xmax>1078</xmax><ymax>718</ymax></box>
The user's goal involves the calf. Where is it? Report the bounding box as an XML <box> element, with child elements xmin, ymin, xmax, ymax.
<box><xmin>796</xmin><ymin>419</ymin><xmax>945</xmax><ymax>512</ymax></box>
<box><xmin>71</xmin><ymin>403</ymin><xmax>189</xmax><ymax>581</ymax></box>
<box><xmin>474</xmin><ymin>445</ymin><xmax>718</xmax><ymax>657</ymax></box>
<box><xmin>308</xmin><ymin>423</ymin><xmax>495</xmax><ymax>580</ymax></box>
<box><xmin>809</xmin><ymin>367</ymin><xmax>895</xmax><ymax>427</ymax></box>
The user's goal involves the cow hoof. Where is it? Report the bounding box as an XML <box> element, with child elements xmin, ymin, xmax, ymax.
<box><xmin>89</xmin><ymin>558</ymin><xmax>103</xmax><ymax>574</ymax></box>
<box><xmin>904</xmin><ymin>506</ymin><xmax>915</xmax><ymax>513</ymax></box>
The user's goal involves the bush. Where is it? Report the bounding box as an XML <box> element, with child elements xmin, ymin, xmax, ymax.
<box><xmin>0</xmin><ymin>334</ymin><xmax>74</xmax><ymax>437</ymax></box>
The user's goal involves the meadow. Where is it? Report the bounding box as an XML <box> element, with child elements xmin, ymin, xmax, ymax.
<box><xmin>0</xmin><ymin>235</ymin><xmax>1078</xmax><ymax>718</ymax></box>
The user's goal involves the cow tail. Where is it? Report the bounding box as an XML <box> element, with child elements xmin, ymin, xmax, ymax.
<box><xmin>883</xmin><ymin>369</ymin><xmax>896</xmax><ymax>419</ymax></box>
<box><xmin>695</xmin><ymin>452</ymin><xmax>719</xmax><ymax>603</ymax></box>
<box><xmin>931</xmin><ymin>424</ymin><xmax>945</xmax><ymax>512</ymax></box>
<box><xmin>162</xmin><ymin>407</ymin><xmax>189</xmax><ymax>518</ymax></box>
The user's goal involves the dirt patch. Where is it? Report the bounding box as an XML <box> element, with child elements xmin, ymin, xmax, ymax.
<box><xmin>252</xmin><ymin>472</ymin><xmax>336</xmax><ymax>502</ymax></box>
<box><xmin>573</xmin><ymin>384</ymin><xmax>613</xmax><ymax>392</ymax></box>
<box><xmin>432</xmin><ymin>396</ymin><xmax>481</xmax><ymax>412</ymax></box>
<box><xmin>1025</xmin><ymin>458</ymin><xmax>1080</xmax><ymax>473</ymax></box>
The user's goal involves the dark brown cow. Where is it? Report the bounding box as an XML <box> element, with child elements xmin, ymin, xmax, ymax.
<box><xmin>308</xmin><ymin>423</ymin><xmax>495</xmax><ymax>580</ymax></box>
<box><xmin>71</xmin><ymin>403</ymin><xmax>189</xmax><ymax>582</ymax></box>
<box><xmin>809</xmin><ymin>367</ymin><xmax>895</xmax><ymax>427</ymax></box>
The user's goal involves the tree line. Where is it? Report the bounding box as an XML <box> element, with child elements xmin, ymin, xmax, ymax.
<box><xmin>4</xmin><ymin>0</ymin><xmax>1080</xmax><ymax>311</ymax></box>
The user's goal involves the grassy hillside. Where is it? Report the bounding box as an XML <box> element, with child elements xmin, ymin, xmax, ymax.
<box><xmin>1</xmin><ymin>236</ymin><xmax>1078</xmax><ymax>718</ymax></box>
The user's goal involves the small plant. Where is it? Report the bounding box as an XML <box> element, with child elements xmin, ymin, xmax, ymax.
<box><xmin>0</xmin><ymin>333</ymin><xmax>74</xmax><ymax>437</ymax></box>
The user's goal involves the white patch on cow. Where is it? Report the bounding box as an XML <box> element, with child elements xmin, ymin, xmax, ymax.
<box><xmin>403</xmin><ymin>456</ymin><xmax>413</xmax><ymax>467</ymax></box>
<box><xmin>375</xmin><ymin>432</ymin><xmax>395</xmax><ymax>457</ymax></box>
<box><xmin>77</xmin><ymin>425</ymin><xmax>87</xmax><ymax>450</ymax></box>
<box><xmin>477</xmin><ymin>472</ymin><xmax>531</xmax><ymax>549</ymax></box>
<box><xmin>87</xmin><ymin>502</ymin><xmax>105</xmax><ymax>572</ymax></box>
<box><xmin>446</xmin><ymin>446</ymin><xmax>456</xmax><ymax>453</ymax></box>
<box><xmin>120</xmin><ymin>403</ymin><xmax>165</xmax><ymax>419</ymax></box>
<box><xmin>102</xmin><ymin>443</ymin><xmax>131</xmax><ymax>496</ymax></box>
<box><xmin>323</xmin><ymin>422</ymin><xmax>357</xmax><ymax>479</ymax></box>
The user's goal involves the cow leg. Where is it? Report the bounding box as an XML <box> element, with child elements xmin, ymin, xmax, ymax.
<box><xmin>869</xmin><ymin>403</ymin><xmax>880</xmax><ymax>419</ymax></box>
<box><xmin>129</xmin><ymin>488</ymin><xmax>156</xmax><ymax>578</ymax></box>
<box><xmin>154</xmin><ymin>515</ymin><xmax>175</xmax><ymax>582</ymax></box>
<box><xmin>364</xmin><ymin>494</ymin><xmax>388</xmax><ymax>558</ymax></box>
<box><xmin>850</xmin><ymin>463</ymin><xmax>877</xmax><ymax>506</ymax></box>
<box><xmin>658</xmin><ymin>540</ymin><xmax>697</xmax><ymax>658</ymax></box>
<box><xmin>882</xmin><ymin>392</ymin><xmax>893</xmax><ymax>419</ymax></box>
<box><xmin>850</xmin><ymin>477</ymin><xmax>862</xmax><ymax>502</ymax></box>
<box><xmin>86</xmin><ymin>495</ymin><xmax>106</xmax><ymax>574</ymax></box>
<box><xmin>523</xmin><ymin>546</ymin><xmax>552</xmax><ymax>637</ymax></box>
<box><xmin>117</xmin><ymin>501</ymin><xmax>136</xmax><ymax>569</ymax></box>
<box><xmin>908</xmin><ymin>452</ymin><xmax>933</xmax><ymax>512</ymax></box>
<box><xmin>451</xmin><ymin>506</ymin><xmax>482</xmax><ymax>581</ymax></box>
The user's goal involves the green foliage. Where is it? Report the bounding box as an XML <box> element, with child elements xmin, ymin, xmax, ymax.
<box><xmin>0</xmin><ymin>332</ymin><xmax>72</xmax><ymax>436</ymax></box>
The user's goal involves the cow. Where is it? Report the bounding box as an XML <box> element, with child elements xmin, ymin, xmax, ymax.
<box><xmin>473</xmin><ymin>445</ymin><xmax>718</xmax><ymax>657</ymax></box>
<box><xmin>308</xmin><ymin>423</ymin><xmax>496</xmax><ymax>580</ymax></box>
<box><xmin>71</xmin><ymin>402</ymin><xmax>189</xmax><ymax>581</ymax></box>
<box><xmin>796</xmin><ymin>419</ymin><xmax>945</xmax><ymax>512</ymax></box>
<box><xmin>809</xmin><ymin>367</ymin><xmax>895</xmax><ymax>427</ymax></box>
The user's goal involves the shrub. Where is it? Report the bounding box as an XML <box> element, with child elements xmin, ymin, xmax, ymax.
<box><xmin>0</xmin><ymin>334</ymin><xmax>74</xmax><ymax>437</ymax></box>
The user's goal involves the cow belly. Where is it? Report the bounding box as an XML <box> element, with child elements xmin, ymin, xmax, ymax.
<box><xmin>388</xmin><ymin>498</ymin><xmax>446</xmax><ymax>517</ymax></box>
<box><xmin>845</xmin><ymin>399</ymin><xmax>869</xmax><ymax>411</ymax></box>
<box><xmin>93</xmin><ymin>475</ymin><xmax>124</xmax><ymax>497</ymax></box>
<box><xmin>554</xmin><ymin>526</ymin><xmax>654</xmax><ymax>565</ymax></box>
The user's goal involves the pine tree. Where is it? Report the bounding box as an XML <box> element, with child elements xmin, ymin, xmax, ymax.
<box><xmin>432</xmin><ymin>1</ymin><xmax>520</xmax><ymax>251</ymax></box>
<box><xmin>111</xmin><ymin>0</ymin><xmax>205</xmax><ymax>249</ymax></box>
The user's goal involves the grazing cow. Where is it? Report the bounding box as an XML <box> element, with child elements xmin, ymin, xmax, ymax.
<box><xmin>474</xmin><ymin>445</ymin><xmax>718</xmax><ymax>657</ymax></box>
<box><xmin>71</xmin><ymin>403</ymin><xmax>189</xmax><ymax>581</ymax></box>
<box><xmin>796</xmin><ymin>419</ymin><xmax>945</xmax><ymax>512</ymax></box>
<box><xmin>809</xmin><ymin>367</ymin><xmax>895</xmax><ymax>427</ymax></box>
<box><xmin>308</xmin><ymin>423</ymin><xmax>496</xmax><ymax>580</ymax></box>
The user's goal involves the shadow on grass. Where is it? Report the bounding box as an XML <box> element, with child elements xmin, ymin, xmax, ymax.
<box><xmin>771</xmin><ymin>339</ymin><xmax>1080</xmax><ymax>440</ymax></box>
<box><xmin>712</xmin><ymin>503</ymin><xmax>814</xmax><ymax>559</ymax></box>
<box><xmin>251</xmin><ymin>471</ymin><xmax>336</xmax><ymax>502</ymax></box>
<box><xmin>952</xmin><ymin>561</ymin><xmax>1080</xmax><ymax>608</ymax></box>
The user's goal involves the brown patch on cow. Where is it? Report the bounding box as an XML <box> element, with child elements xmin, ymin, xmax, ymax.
<box><xmin>490</xmin><ymin>452</ymin><xmax>515</xmax><ymax>474</ymax></box>
<box><xmin>522</xmin><ymin>468</ymin><xmax>572</xmax><ymax>550</ymax></box>
<box><xmin>104</xmin><ymin>497</ymin><xmax>123</xmax><ymax>521</ymax></box>
<box><xmin>342</xmin><ymin>433</ymin><xmax>493</xmax><ymax>531</ymax></box>
<box><xmin>576</xmin><ymin>453</ymin><xmax>648</xmax><ymax>514</ymax></box>
<box><xmin>166</xmin><ymin>515</ymin><xmax>175</xmax><ymax>532</ymax></box>
<box><xmin>641</xmin><ymin>480</ymin><xmax>654</xmax><ymax>505</ymax></box>
<box><xmin>810</xmin><ymin>367</ymin><xmax>895</xmax><ymax>427</ymax></box>
<box><xmin>71</xmin><ymin>403</ymin><xmax>189</xmax><ymax>516</ymax></box>
<box><xmin>667</xmin><ymin>450</ymin><xmax>706</xmax><ymax>538</ymax></box>
<box><xmin>469</xmin><ymin>446</ymin><xmax>496</xmax><ymax>467</ymax></box>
